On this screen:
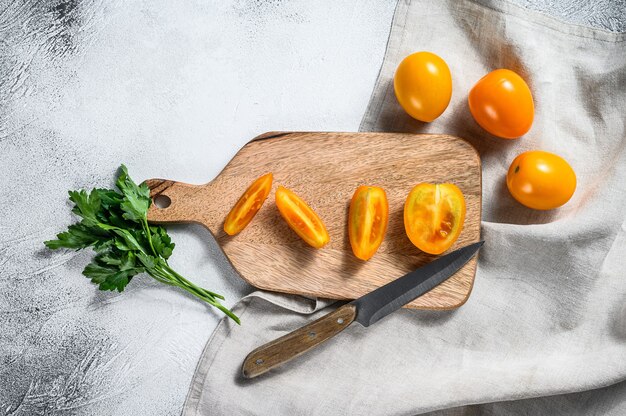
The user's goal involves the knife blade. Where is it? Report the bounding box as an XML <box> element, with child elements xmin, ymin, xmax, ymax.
<box><xmin>242</xmin><ymin>241</ymin><xmax>484</xmax><ymax>379</ymax></box>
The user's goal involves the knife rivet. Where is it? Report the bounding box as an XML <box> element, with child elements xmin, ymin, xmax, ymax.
<box><xmin>255</xmin><ymin>359</ymin><xmax>264</xmax><ymax>365</ymax></box>
<box><xmin>337</xmin><ymin>318</ymin><xmax>344</xmax><ymax>324</ymax></box>
<box><xmin>308</xmin><ymin>331</ymin><xmax>316</xmax><ymax>338</ymax></box>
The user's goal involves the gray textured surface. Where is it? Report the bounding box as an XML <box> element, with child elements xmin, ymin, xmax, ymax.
<box><xmin>0</xmin><ymin>1</ymin><xmax>623</xmax><ymax>415</ymax></box>
<box><xmin>516</xmin><ymin>0</ymin><xmax>626</xmax><ymax>31</ymax></box>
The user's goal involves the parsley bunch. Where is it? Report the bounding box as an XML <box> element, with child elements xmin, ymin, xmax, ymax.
<box><xmin>45</xmin><ymin>165</ymin><xmax>240</xmax><ymax>324</ymax></box>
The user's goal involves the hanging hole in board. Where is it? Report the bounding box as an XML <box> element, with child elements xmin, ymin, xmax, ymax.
<box><xmin>154</xmin><ymin>194</ymin><xmax>172</xmax><ymax>209</ymax></box>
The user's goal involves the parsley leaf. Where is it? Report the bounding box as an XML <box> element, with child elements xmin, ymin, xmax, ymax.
<box><xmin>151</xmin><ymin>226</ymin><xmax>174</xmax><ymax>259</ymax></box>
<box><xmin>116</xmin><ymin>165</ymin><xmax>151</xmax><ymax>223</ymax></box>
<box><xmin>44</xmin><ymin>223</ymin><xmax>108</xmax><ymax>250</ymax></box>
<box><xmin>69</xmin><ymin>189</ymin><xmax>102</xmax><ymax>223</ymax></box>
<box><xmin>83</xmin><ymin>261</ymin><xmax>140</xmax><ymax>292</ymax></box>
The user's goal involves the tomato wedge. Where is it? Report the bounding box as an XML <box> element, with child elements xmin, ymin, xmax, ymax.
<box><xmin>223</xmin><ymin>173</ymin><xmax>273</xmax><ymax>236</ymax></box>
<box><xmin>348</xmin><ymin>186</ymin><xmax>388</xmax><ymax>260</ymax></box>
<box><xmin>275</xmin><ymin>186</ymin><xmax>329</xmax><ymax>248</ymax></box>
<box><xmin>404</xmin><ymin>183</ymin><xmax>466</xmax><ymax>255</ymax></box>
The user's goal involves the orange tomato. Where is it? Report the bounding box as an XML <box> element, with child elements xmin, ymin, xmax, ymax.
<box><xmin>348</xmin><ymin>186</ymin><xmax>389</xmax><ymax>261</ymax></box>
<box><xmin>506</xmin><ymin>151</ymin><xmax>576</xmax><ymax>210</ymax></box>
<box><xmin>275</xmin><ymin>186</ymin><xmax>329</xmax><ymax>248</ymax></box>
<box><xmin>468</xmin><ymin>69</ymin><xmax>534</xmax><ymax>139</ymax></box>
<box><xmin>404</xmin><ymin>183</ymin><xmax>466</xmax><ymax>255</ymax></box>
<box><xmin>223</xmin><ymin>173</ymin><xmax>273</xmax><ymax>235</ymax></box>
<box><xmin>393</xmin><ymin>52</ymin><xmax>452</xmax><ymax>122</ymax></box>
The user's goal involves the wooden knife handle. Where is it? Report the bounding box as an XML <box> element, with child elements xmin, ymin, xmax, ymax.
<box><xmin>242</xmin><ymin>303</ymin><xmax>357</xmax><ymax>379</ymax></box>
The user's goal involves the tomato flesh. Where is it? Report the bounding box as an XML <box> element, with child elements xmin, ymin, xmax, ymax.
<box><xmin>404</xmin><ymin>183</ymin><xmax>466</xmax><ymax>255</ymax></box>
<box><xmin>275</xmin><ymin>186</ymin><xmax>329</xmax><ymax>248</ymax></box>
<box><xmin>223</xmin><ymin>173</ymin><xmax>273</xmax><ymax>235</ymax></box>
<box><xmin>349</xmin><ymin>186</ymin><xmax>388</xmax><ymax>260</ymax></box>
<box><xmin>468</xmin><ymin>69</ymin><xmax>534</xmax><ymax>139</ymax></box>
<box><xmin>393</xmin><ymin>51</ymin><xmax>452</xmax><ymax>122</ymax></box>
<box><xmin>506</xmin><ymin>151</ymin><xmax>576</xmax><ymax>210</ymax></box>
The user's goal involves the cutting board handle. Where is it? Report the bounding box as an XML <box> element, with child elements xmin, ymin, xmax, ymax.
<box><xmin>145</xmin><ymin>178</ymin><xmax>217</xmax><ymax>229</ymax></box>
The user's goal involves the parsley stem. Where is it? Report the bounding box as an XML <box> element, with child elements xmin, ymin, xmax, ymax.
<box><xmin>165</xmin><ymin>267</ymin><xmax>225</xmax><ymax>300</ymax></box>
<box><xmin>142</xmin><ymin>218</ymin><xmax>159</xmax><ymax>258</ymax></box>
<box><xmin>152</xmin><ymin>264</ymin><xmax>239</xmax><ymax>324</ymax></box>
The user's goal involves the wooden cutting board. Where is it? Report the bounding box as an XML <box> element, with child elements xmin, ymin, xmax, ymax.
<box><xmin>145</xmin><ymin>132</ymin><xmax>481</xmax><ymax>310</ymax></box>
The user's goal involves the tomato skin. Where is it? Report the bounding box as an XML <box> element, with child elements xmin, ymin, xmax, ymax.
<box><xmin>224</xmin><ymin>173</ymin><xmax>273</xmax><ymax>235</ymax></box>
<box><xmin>348</xmin><ymin>186</ymin><xmax>389</xmax><ymax>261</ymax></box>
<box><xmin>468</xmin><ymin>69</ymin><xmax>534</xmax><ymax>139</ymax></box>
<box><xmin>393</xmin><ymin>52</ymin><xmax>452</xmax><ymax>122</ymax></box>
<box><xmin>404</xmin><ymin>183</ymin><xmax>466</xmax><ymax>255</ymax></box>
<box><xmin>506</xmin><ymin>151</ymin><xmax>576</xmax><ymax>210</ymax></box>
<box><xmin>275</xmin><ymin>186</ymin><xmax>329</xmax><ymax>248</ymax></box>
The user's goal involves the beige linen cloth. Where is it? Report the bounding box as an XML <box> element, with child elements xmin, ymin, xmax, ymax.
<box><xmin>183</xmin><ymin>0</ymin><xmax>626</xmax><ymax>414</ymax></box>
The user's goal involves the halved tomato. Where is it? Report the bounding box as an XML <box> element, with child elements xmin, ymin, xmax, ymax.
<box><xmin>349</xmin><ymin>186</ymin><xmax>388</xmax><ymax>260</ymax></box>
<box><xmin>404</xmin><ymin>183</ymin><xmax>466</xmax><ymax>255</ymax></box>
<box><xmin>275</xmin><ymin>186</ymin><xmax>329</xmax><ymax>248</ymax></box>
<box><xmin>223</xmin><ymin>173</ymin><xmax>273</xmax><ymax>235</ymax></box>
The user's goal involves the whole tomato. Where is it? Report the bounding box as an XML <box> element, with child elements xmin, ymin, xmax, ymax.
<box><xmin>394</xmin><ymin>52</ymin><xmax>452</xmax><ymax>122</ymax></box>
<box><xmin>506</xmin><ymin>151</ymin><xmax>576</xmax><ymax>210</ymax></box>
<box><xmin>468</xmin><ymin>69</ymin><xmax>534</xmax><ymax>139</ymax></box>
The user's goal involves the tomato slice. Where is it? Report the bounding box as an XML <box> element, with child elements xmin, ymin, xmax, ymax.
<box><xmin>348</xmin><ymin>186</ymin><xmax>388</xmax><ymax>260</ymax></box>
<box><xmin>223</xmin><ymin>173</ymin><xmax>273</xmax><ymax>236</ymax></box>
<box><xmin>275</xmin><ymin>186</ymin><xmax>329</xmax><ymax>248</ymax></box>
<box><xmin>404</xmin><ymin>183</ymin><xmax>466</xmax><ymax>255</ymax></box>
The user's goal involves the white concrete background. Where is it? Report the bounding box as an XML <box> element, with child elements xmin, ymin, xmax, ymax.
<box><xmin>2</xmin><ymin>1</ymin><xmax>624</xmax><ymax>415</ymax></box>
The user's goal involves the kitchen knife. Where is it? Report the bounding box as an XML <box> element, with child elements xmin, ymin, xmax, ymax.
<box><xmin>242</xmin><ymin>241</ymin><xmax>484</xmax><ymax>378</ymax></box>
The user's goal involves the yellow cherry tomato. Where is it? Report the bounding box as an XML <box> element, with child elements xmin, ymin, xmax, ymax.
<box><xmin>468</xmin><ymin>69</ymin><xmax>534</xmax><ymax>139</ymax></box>
<box><xmin>348</xmin><ymin>186</ymin><xmax>389</xmax><ymax>261</ymax></box>
<box><xmin>506</xmin><ymin>151</ymin><xmax>576</xmax><ymax>210</ymax></box>
<box><xmin>275</xmin><ymin>186</ymin><xmax>329</xmax><ymax>248</ymax></box>
<box><xmin>393</xmin><ymin>52</ymin><xmax>452</xmax><ymax>122</ymax></box>
<box><xmin>224</xmin><ymin>173</ymin><xmax>273</xmax><ymax>235</ymax></box>
<box><xmin>404</xmin><ymin>183</ymin><xmax>466</xmax><ymax>255</ymax></box>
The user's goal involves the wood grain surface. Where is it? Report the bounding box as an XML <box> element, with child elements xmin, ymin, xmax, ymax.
<box><xmin>146</xmin><ymin>132</ymin><xmax>482</xmax><ymax>309</ymax></box>
<box><xmin>242</xmin><ymin>303</ymin><xmax>357</xmax><ymax>378</ymax></box>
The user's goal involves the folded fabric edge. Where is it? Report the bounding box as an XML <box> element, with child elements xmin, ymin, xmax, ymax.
<box><xmin>182</xmin><ymin>291</ymin><xmax>338</xmax><ymax>415</ymax></box>
<box><xmin>470</xmin><ymin>0</ymin><xmax>626</xmax><ymax>40</ymax></box>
